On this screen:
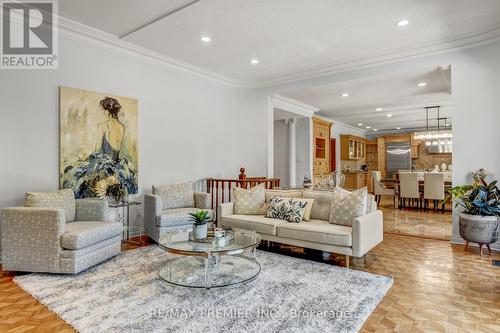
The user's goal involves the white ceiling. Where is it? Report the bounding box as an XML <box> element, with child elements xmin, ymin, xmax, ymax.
<box><xmin>282</xmin><ymin>66</ymin><xmax>452</xmax><ymax>134</ymax></box>
<box><xmin>59</xmin><ymin>0</ymin><xmax>500</xmax><ymax>86</ymax></box>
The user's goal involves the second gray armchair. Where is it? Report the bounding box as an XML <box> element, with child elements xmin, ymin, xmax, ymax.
<box><xmin>144</xmin><ymin>182</ymin><xmax>213</xmax><ymax>242</ymax></box>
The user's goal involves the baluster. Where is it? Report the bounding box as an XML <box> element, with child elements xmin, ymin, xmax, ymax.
<box><xmin>221</xmin><ymin>181</ymin><xmax>225</xmax><ymax>203</ymax></box>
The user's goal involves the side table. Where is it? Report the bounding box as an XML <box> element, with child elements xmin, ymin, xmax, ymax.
<box><xmin>109</xmin><ymin>201</ymin><xmax>143</xmax><ymax>245</ymax></box>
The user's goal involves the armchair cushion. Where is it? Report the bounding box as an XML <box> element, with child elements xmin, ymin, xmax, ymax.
<box><xmin>25</xmin><ymin>189</ymin><xmax>75</xmax><ymax>222</ymax></box>
<box><xmin>194</xmin><ymin>192</ymin><xmax>211</xmax><ymax>209</ymax></box>
<box><xmin>75</xmin><ymin>198</ymin><xmax>110</xmax><ymax>221</ymax></box>
<box><xmin>61</xmin><ymin>221</ymin><xmax>122</xmax><ymax>250</ymax></box>
<box><xmin>157</xmin><ymin>208</ymin><xmax>214</xmax><ymax>227</ymax></box>
<box><xmin>152</xmin><ymin>182</ymin><xmax>195</xmax><ymax>210</ymax></box>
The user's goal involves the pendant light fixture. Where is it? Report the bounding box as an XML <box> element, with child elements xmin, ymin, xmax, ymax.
<box><xmin>414</xmin><ymin>106</ymin><xmax>452</xmax><ymax>146</ymax></box>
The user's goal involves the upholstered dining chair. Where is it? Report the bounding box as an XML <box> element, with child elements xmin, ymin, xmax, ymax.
<box><xmin>1</xmin><ymin>189</ymin><xmax>122</xmax><ymax>274</ymax></box>
<box><xmin>399</xmin><ymin>172</ymin><xmax>420</xmax><ymax>209</ymax></box>
<box><xmin>371</xmin><ymin>171</ymin><xmax>396</xmax><ymax>208</ymax></box>
<box><xmin>424</xmin><ymin>172</ymin><xmax>446</xmax><ymax>212</ymax></box>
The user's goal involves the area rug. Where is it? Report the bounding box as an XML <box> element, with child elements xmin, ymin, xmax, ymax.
<box><xmin>14</xmin><ymin>246</ymin><xmax>392</xmax><ymax>333</ymax></box>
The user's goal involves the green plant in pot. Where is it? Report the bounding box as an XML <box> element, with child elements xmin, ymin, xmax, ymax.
<box><xmin>189</xmin><ymin>210</ymin><xmax>211</xmax><ymax>240</ymax></box>
<box><xmin>445</xmin><ymin>169</ymin><xmax>500</xmax><ymax>255</ymax></box>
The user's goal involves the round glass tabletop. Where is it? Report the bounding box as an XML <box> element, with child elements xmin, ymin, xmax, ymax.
<box><xmin>158</xmin><ymin>228</ymin><xmax>261</xmax><ymax>289</ymax></box>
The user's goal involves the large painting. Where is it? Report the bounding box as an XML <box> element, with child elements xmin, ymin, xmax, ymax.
<box><xmin>59</xmin><ymin>86</ymin><xmax>138</xmax><ymax>198</ymax></box>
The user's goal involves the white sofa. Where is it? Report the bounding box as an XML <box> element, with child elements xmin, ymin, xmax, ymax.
<box><xmin>218</xmin><ymin>189</ymin><xmax>383</xmax><ymax>268</ymax></box>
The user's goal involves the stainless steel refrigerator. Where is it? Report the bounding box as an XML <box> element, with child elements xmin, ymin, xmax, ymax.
<box><xmin>386</xmin><ymin>142</ymin><xmax>412</xmax><ymax>178</ymax></box>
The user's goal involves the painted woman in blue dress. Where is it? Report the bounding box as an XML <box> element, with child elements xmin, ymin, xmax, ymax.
<box><xmin>62</xmin><ymin>97</ymin><xmax>138</xmax><ymax>198</ymax></box>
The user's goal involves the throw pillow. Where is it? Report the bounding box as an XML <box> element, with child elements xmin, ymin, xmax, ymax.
<box><xmin>152</xmin><ymin>182</ymin><xmax>195</xmax><ymax>210</ymax></box>
<box><xmin>290</xmin><ymin>198</ymin><xmax>315</xmax><ymax>221</ymax></box>
<box><xmin>25</xmin><ymin>188</ymin><xmax>76</xmax><ymax>222</ymax></box>
<box><xmin>329</xmin><ymin>187</ymin><xmax>368</xmax><ymax>226</ymax></box>
<box><xmin>302</xmin><ymin>190</ymin><xmax>335</xmax><ymax>220</ymax></box>
<box><xmin>233</xmin><ymin>183</ymin><xmax>266</xmax><ymax>215</ymax></box>
<box><xmin>265</xmin><ymin>197</ymin><xmax>308</xmax><ymax>223</ymax></box>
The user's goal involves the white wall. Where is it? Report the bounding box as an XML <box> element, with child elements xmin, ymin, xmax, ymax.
<box><xmin>273</xmin><ymin>120</ymin><xmax>289</xmax><ymax>186</ymax></box>
<box><xmin>295</xmin><ymin>117</ymin><xmax>311</xmax><ymax>185</ymax></box>
<box><xmin>260</xmin><ymin>40</ymin><xmax>500</xmax><ymax>250</ymax></box>
<box><xmin>0</xmin><ymin>35</ymin><xmax>267</xmax><ymax>233</ymax></box>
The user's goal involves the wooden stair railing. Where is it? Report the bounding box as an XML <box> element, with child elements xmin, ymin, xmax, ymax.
<box><xmin>207</xmin><ymin>168</ymin><xmax>280</xmax><ymax>224</ymax></box>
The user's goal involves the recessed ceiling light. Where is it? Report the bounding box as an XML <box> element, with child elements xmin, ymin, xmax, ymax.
<box><xmin>250</xmin><ymin>58</ymin><xmax>260</xmax><ymax>64</ymax></box>
<box><xmin>340</xmin><ymin>93</ymin><xmax>349</xmax><ymax>98</ymax></box>
<box><xmin>396</xmin><ymin>19</ymin><xmax>409</xmax><ymax>27</ymax></box>
<box><xmin>386</xmin><ymin>114</ymin><xmax>393</xmax><ymax>117</ymax></box>
<box><xmin>200</xmin><ymin>36</ymin><xmax>211</xmax><ymax>43</ymax></box>
<box><xmin>376</xmin><ymin>107</ymin><xmax>383</xmax><ymax>112</ymax></box>
<box><xmin>373</xmin><ymin>128</ymin><xmax>378</xmax><ymax>131</ymax></box>
<box><xmin>417</xmin><ymin>82</ymin><xmax>427</xmax><ymax>87</ymax></box>
<box><xmin>357</xmin><ymin>123</ymin><xmax>363</xmax><ymax>126</ymax></box>
<box><xmin>396</xmin><ymin>127</ymin><xmax>401</xmax><ymax>130</ymax></box>
<box><xmin>366</xmin><ymin>126</ymin><xmax>371</xmax><ymax>129</ymax></box>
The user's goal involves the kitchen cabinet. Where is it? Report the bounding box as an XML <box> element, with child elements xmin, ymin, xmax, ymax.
<box><xmin>313</xmin><ymin>117</ymin><xmax>332</xmax><ymax>178</ymax></box>
<box><xmin>343</xmin><ymin>172</ymin><xmax>368</xmax><ymax>190</ymax></box>
<box><xmin>340</xmin><ymin>135</ymin><xmax>366</xmax><ymax>160</ymax></box>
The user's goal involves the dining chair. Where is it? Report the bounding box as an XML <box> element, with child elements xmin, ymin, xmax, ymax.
<box><xmin>424</xmin><ymin>172</ymin><xmax>445</xmax><ymax>212</ymax></box>
<box><xmin>371</xmin><ymin>171</ymin><xmax>396</xmax><ymax>208</ymax></box>
<box><xmin>399</xmin><ymin>172</ymin><xmax>420</xmax><ymax>209</ymax></box>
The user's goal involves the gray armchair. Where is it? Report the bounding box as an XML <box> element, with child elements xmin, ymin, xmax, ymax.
<box><xmin>144</xmin><ymin>182</ymin><xmax>213</xmax><ymax>242</ymax></box>
<box><xmin>1</xmin><ymin>189</ymin><xmax>122</xmax><ymax>274</ymax></box>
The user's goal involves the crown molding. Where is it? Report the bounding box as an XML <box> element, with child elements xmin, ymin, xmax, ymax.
<box><xmin>272</xmin><ymin>93</ymin><xmax>319</xmax><ymax>117</ymax></box>
<box><xmin>56</xmin><ymin>16</ymin><xmax>500</xmax><ymax>89</ymax></box>
<box><xmin>57</xmin><ymin>16</ymin><xmax>248</xmax><ymax>88</ymax></box>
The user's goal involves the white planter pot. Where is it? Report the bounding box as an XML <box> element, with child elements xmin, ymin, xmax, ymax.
<box><xmin>193</xmin><ymin>223</ymin><xmax>208</xmax><ymax>240</ymax></box>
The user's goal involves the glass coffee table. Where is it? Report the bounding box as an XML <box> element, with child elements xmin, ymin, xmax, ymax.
<box><xmin>158</xmin><ymin>227</ymin><xmax>261</xmax><ymax>289</ymax></box>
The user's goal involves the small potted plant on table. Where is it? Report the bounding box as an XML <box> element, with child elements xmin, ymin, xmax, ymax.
<box><xmin>446</xmin><ymin>169</ymin><xmax>500</xmax><ymax>255</ymax></box>
<box><xmin>189</xmin><ymin>210</ymin><xmax>211</xmax><ymax>240</ymax></box>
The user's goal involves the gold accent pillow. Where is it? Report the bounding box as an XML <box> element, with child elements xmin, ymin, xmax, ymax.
<box><xmin>233</xmin><ymin>184</ymin><xmax>266</xmax><ymax>215</ymax></box>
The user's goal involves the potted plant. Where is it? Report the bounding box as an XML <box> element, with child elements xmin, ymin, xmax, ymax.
<box><xmin>189</xmin><ymin>210</ymin><xmax>211</xmax><ymax>240</ymax></box>
<box><xmin>445</xmin><ymin>169</ymin><xmax>500</xmax><ymax>255</ymax></box>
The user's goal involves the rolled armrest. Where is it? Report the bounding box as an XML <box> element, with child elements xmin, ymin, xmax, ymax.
<box><xmin>194</xmin><ymin>192</ymin><xmax>211</xmax><ymax>209</ymax></box>
<box><xmin>1</xmin><ymin>207</ymin><xmax>65</xmax><ymax>271</ymax></box>
<box><xmin>218</xmin><ymin>202</ymin><xmax>234</xmax><ymax>219</ymax></box>
<box><xmin>75</xmin><ymin>198</ymin><xmax>110</xmax><ymax>221</ymax></box>
<box><xmin>352</xmin><ymin>210</ymin><xmax>383</xmax><ymax>257</ymax></box>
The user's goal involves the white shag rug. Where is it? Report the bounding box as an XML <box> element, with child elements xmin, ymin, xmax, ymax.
<box><xmin>14</xmin><ymin>246</ymin><xmax>392</xmax><ymax>333</ymax></box>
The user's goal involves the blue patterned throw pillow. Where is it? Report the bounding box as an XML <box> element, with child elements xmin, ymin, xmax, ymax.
<box><xmin>265</xmin><ymin>197</ymin><xmax>308</xmax><ymax>223</ymax></box>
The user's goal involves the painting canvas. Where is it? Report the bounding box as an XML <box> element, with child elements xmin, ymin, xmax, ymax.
<box><xmin>59</xmin><ymin>86</ymin><xmax>138</xmax><ymax>198</ymax></box>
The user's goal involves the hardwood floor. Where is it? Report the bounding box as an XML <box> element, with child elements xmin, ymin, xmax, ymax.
<box><xmin>379</xmin><ymin>196</ymin><xmax>453</xmax><ymax>240</ymax></box>
<box><xmin>1</xmin><ymin>233</ymin><xmax>498</xmax><ymax>332</ymax></box>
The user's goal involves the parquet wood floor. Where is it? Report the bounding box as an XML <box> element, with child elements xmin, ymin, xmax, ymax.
<box><xmin>1</xmin><ymin>227</ymin><xmax>498</xmax><ymax>332</ymax></box>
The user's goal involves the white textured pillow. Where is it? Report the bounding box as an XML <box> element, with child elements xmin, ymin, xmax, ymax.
<box><xmin>329</xmin><ymin>187</ymin><xmax>368</xmax><ymax>226</ymax></box>
<box><xmin>233</xmin><ymin>183</ymin><xmax>266</xmax><ymax>215</ymax></box>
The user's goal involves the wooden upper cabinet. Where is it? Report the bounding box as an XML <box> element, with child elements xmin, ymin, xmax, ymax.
<box><xmin>340</xmin><ymin>135</ymin><xmax>366</xmax><ymax>160</ymax></box>
<box><xmin>312</xmin><ymin>117</ymin><xmax>332</xmax><ymax>176</ymax></box>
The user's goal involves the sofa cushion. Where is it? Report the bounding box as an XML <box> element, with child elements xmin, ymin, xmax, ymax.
<box><xmin>265</xmin><ymin>197</ymin><xmax>308</xmax><ymax>223</ymax></box>
<box><xmin>264</xmin><ymin>189</ymin><xmax>303</xmax><ymax>203</ymax></box>
<box><xmin>26</xmin><ymin>189</ymin><xmax>76</xmax><ymax>222</ymax></box>
<box><xmin>277</xmin><ymin>219</ymin><xmax>352</xmax><ymax>247</ymax></box>
<box><xmin>233</xmin><ymin>184</ymin><xmax>266</xmax><ymax>215</ymax></box>
<box><xmin>329</xmin><ymin>187</ymin><xmax>367</xmax><ymax>226</ymax></box>
<box><xmin>61</xmin><ymin>221</ymin><xmax>122</xmax><ymax>250</ymax></box>
<box><xmin>157</xmin><ymin>208</ymin><xmax>214</xmax><ymax>227</ymax></box>
<box><xmin>221</xmin><ymin>214</ymin><xmax>287</xmax><ymax>235</ymax></box>
<box><xmin>302</xmin><ymin>190</ymin><xmax>334</xmax><ymax>221</ymax></box>
<box><xmin>152</xmin><ymin>182</ymin><xmax>194</xmax><ymax>210</ymax></box>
